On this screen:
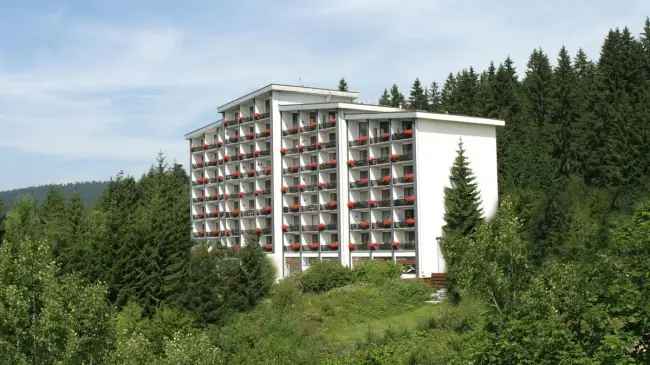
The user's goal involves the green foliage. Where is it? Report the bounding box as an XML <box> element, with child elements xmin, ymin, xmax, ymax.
<box><xmin>389</xmin><ymin>84</ymin><xmax>405</xmax><ymax>108</ymax></box>
<box><xmin>378</xmin><ymin>88</ymin><xmax>391</xmax><ymax>106</ymax></box>
<box><xmin>297</xmin><ymin>260</ymin><xmax>353</xmax><ymax>293</ymax></box>
<box><xmin>338</xmin><ymin>78</ymin><xmax>348</xmax><ymax>91</ymax></box>
<box><xmin>0</xmin><ymin>181</ymin><xmax>109</xmax><ymax>212</ymax></box>
<box><xmin>352</xmin><ymin>260</ymin><xmax>402</xmax><ymax>285</ymax></box>
<box><xmin>408</xmin><ymin>77</ymin><xmax>428</xmax><ymax>110</ymax></box>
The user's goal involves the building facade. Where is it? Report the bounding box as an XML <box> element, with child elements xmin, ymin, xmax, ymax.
<box><xmin>185</xmin><ymin>84</ymin><xmax>504</xmax><ymax>278</ymax></box>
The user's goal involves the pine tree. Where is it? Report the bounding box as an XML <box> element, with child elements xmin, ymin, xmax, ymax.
<box><xmin>41</xmin><ymin>187</ymin><xmax>68</xmax><ymax>258</ymax></box>
<box><xmin>454</xmin><ymin>68</ymin><xmax>480</xmax><ymax>116</ymax></box>
<box><xmin>378</xmin><ymin>89</ymin><xmax>391</xmax><ymax>106</ymax></box>
<box><xmin>442</xmin><ymin>140</ymin><xmax>484</xmax><ymax>239</ymax></box>
<box><xmin>428</xmin><ymin>82</ymin><xmax>441</xmax><ymax>112</ymax></box>
<box><xmin>549</xmin><ymin>46</ymin><xmax>579</xmax><ymax>177</ymax></box>
<box><xmin>408</xmin><ymin>78</ymin><xmax>428</xmax><ymax>110</ymax></box>
<box><xmin>338</xmin><ymin>78</ymin><xmax>348</xmax><ymax>91</ymax></box>
<box><xmin>389</xmin><ymin>84</ymin><xmax>405</xmax><ymax>108</ymax></box>
<box><xmin>477</xmin><ymin>62</ymin><xmax>498</xmax><ymax>118</ymax></box>
<box><xmin>440</xmin><ymin>73</ymin><xmax>457</xmax><ymax>113</ymax></box>
<box><xmin>0</xmin><ymin>198</ymin><xmax>5</xmax><ymax>244</ymax></box>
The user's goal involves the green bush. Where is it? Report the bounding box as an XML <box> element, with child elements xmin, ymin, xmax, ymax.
<box><xmin>352</xmin><ymin>260</ymin><xmax>402</xmax><ymax>285</ymax></box>
<box><xmin>382</xmin><ymin>279</ymin><xmax>431</xmax><ymax>304</ymax></box>
<box><xmin>297</xmin><ymin>261</ymin><xmax>353</xmax><ymax>293</ymax></box>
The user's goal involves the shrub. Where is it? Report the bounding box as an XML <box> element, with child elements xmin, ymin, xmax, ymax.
<box><xmin>352</xmin><ymin>260</ymin><xmax>402</xmax><ymax>285</ymax></box>
<box><xmin>298</xmin><ymin>261</ymin><xmax>353</xmax><ymax>293</ymax></box>
<box><xmin>383</xmin><ymin>279</ymin><xmax>431</xmax><ymax>304</ymax></box>
<box><xmin>271</xmin><ymin>277</ymin><xmax>301</xmax><ymax>310</ymax></box>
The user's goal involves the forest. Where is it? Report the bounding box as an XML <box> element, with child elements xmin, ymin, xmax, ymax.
<box><xmin>0</xmin><ymin>18</ymin><xmax>649</xmax><ymax>364</ymax></box>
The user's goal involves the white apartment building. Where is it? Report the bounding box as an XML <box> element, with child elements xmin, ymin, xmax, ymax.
<box><xmin>185</xmin><ymin>84</ymin><xmax>504</xmax><ymax>278</ymax></box>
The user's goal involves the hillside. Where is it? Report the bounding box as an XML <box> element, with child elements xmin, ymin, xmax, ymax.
<box><xmin>0</xmin><ymin>181</ymin><xmax>109</xmax><ymax>211</ymax></box>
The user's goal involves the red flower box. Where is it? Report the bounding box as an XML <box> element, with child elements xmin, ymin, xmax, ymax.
<box><xmin>297</xmin><ymin>184</ymin><xmax>306</xmax><ymax>191</ymax></box>
<box><xmin>254</xmin><ymin>150</ymin><xmax>261</xmax><ymax>157</ymax></box>
<box><xmin>282</xmin><ymin>224</ymin><xmax>288</xmax><ymax>232</ymax></box>
<box><xmin>348</xmin><ymin>243</ymin><xmax>357</xmax><ymax>251</ymax></box>
<box><xmin>326</xmin><ymin>201</ymin><xmax>337</xmax><ymax>209</ymax></box>
<box><xmin>261</xmin><ymin>206</ymin><xmax>272</xmax><ymax>214</ymax></box>
<box><xmin>389</xmin><ymin>154</ymin><xmax>399</xmax><ymax>162</ymax></box>
<box><xmin>308</xmin><ymin>242</ymin><xmax>319</xmax><ymax>251</ymax></box>
<box><xmin>359</xmin><ymin>220</ymin><xmax>370</xmax><ymax>229</ymax></box>
<box><xmin>281</xmin><ymin>147</ymin><xmax>288</xmax><ymax>155</ymax></box>
<box><xmin>328</xmin><ymin>242</ymin><xmax>339</xmax><ymax>250</ymax></box>
<box><xmin>367</xmin><ymin>200</ymin><xmax>377</xmax><ymax>208</ymax></box>
<box><xmin>403</xmin><ymin>173</ymin><xmax>414</xmax><ymax>182</ymax></box>
<box><xmin>263</xmin><ymin>244</ymin><xmax>273</xmax><ymax>252</ymax></box>
<box><xmin>355</xmin><ymin>135</ymin><xmax>368</xmax><ymax>144</ymax></box>
<box><xmin>403</xmin><ymin>129</ymin><xmax>413</xmax><ymax>138</ymax></box>
<box><xmin>391</xmin><ymin>241</ymin><xmax>400</xmax><ymax>249</ymax></box>
<box><xmin>245</xmin><ymin>133</ymin><xmax>255</xmax><ymax>140</ymax></box>
<box><xmin>357</xmin><ymin>178</ymin><xmax>369</xmax><ymax>185</ymax></box>
<box><xmin>405</xmin><ymin>195</ymin><xmax>416</xmax><ymax>203</ymax></box>
<box><xmin>203</xmin><ymin>144</ymin><xmax>209</xmax><ymax>150</ymax></box>
<box><xmin>218</xmin><ymin>176</ymin><xmax>224</xmax><ymax>182</ymax></box>
<box><xmin>383</xmin><ymin>218</ymin><xmax>393</xmax><ymax>226</ymax></box>
<box><xmin>318</xmin><ymin>182</ymin><xmax>328</xmax><ymax>189</ymax></box>
<box><xmin>297</xmin><ymin>144</ymin><xmax>304</xmax><ymax>152</ymax></box>
<box><xmin>381</xmin><ymin>176</ymin><xmax>392</xmax><ymax>184</ymax></box>
<box><xmin>238</xmin><ymin>192</ymin><xmax>245</xmax><ymax>198</ymax></box>
<box><xmin>326</xmin><ymin>159</ymin><xmax>336</xmax><ymax>166</ymax></box>
<box><xmin>247</xmin><ymin>171</ymin><xmax>256</xmax><ymax>177</ymax></box>
<box><xmin>254</xmin><ymin>112</ymin><xmax>261</xmax><ymax>120</ymax></box>
<box><xmin>368</xmin><ymin>243</ymin><xmax>380</xmax><ymax>250</ymax></box>
<box><xmin>347</xmin><ymin>201</ymin><xmax>356</xmax><ymax>209</ymax></box>
<box><xmin>347</xmin><ymin>160</ymin><xmax>356</xmax><ymax>167</ymax></box>
<box><xmin>255</xmin><ymin>227</ymin><xmax>262</xmax><ymax>236</ymax></box>
<box><xmin>305</xmin><ymin>162</ymin><xmax>317</xmax><ymax>170</ymax></box>
<box><xmin>263</xmin><ymin>167</ymin><xmax>272</xmax><ymax>175</ymax></box>
<box><xmin>223</xmin><ymin>193</ymin><xmax>229</xmax><ymax>200</ymax></box>
<box><xmin>381</xmin><ymin>132</ymin><xmax>390</xmax><ymax>141</ymax></box>
<box><xmin>405</xmin><ymin>218</ymin><xmax>416</xmax><ymax>226</ymax></box>
<box><xmin>368</xmin><ymin>157</ymin><xmax>376</xmax><ymax>164</ymax></box>
<box><xmin>223</xmin><ymin>155</ymin><xmax>230</xmax><ymax>162</ymax></box>
<box><xmin>318</xmin><ymin>223</ymin><xmax>326</xmax><ymax>231</ymax></box>
<box><xmin>281</xmin><ymin>186</ymin><xmax>288</xmax><ymax>193</ymax></box>
<box><xmin>290</xmin><ymin>243</ymin><xmax>301</xmax><ymax>251</ymax></box>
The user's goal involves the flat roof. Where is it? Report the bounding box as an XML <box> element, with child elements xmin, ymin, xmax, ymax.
<box><xmin>344</xmin><ymin>111</ymin><xmax>505</xmax><ymax>127</ymax></box>
<box><xmin>278</xmin><ymin>102</ymin><xmax>401</xmax><ymax>113</ymax></box>
<box><xmin>185</xmin><ymin>120</ymin><xmax>222</xmax><ymax>139</ymax></box>
<box><xmin>217</xmin><ymin>84</ymin><xmax>359</xmax><ymax>112</ymax></box>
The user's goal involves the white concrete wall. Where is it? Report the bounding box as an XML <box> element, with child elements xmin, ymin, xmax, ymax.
<box><xmin>415</xmin><ymin>119</ymin><xmax>499</xmax><ymax>277</ymax></box>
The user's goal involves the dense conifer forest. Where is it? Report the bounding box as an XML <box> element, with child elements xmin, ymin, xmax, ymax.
<box><xmin>1</xmin><ymin>18</ymin><xmax>649</xmax><ymax>364</ymax></box>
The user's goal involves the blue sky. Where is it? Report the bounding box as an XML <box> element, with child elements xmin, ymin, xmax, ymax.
<box><xmin>1</xmin><ymin>0</ymin><xmax>648</xmax><ymax>191</ymax></box>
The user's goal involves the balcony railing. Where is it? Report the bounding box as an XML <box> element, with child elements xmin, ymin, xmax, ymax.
<box><xmin>192</xmin><ymin>162</ymin><xmax>204</xmax><ymax>169</ymax></box>
<box><xmin>393</xmin><ymin>196</ymin><xmax>416</xmax><ymax>206</ymax></box>
<box><xmin>282</xmin><ymin>127</ymin><xmax>300</xmax><ymax>136</ymax></box>
<box><xmin>350</xmin><ymin>221</ymin><xmax>370</xmax><ymax>230</ymax></box>
<box><xmin>319</xmin><ymin>160</ymin><xmax>337</xmax><ymax>170</ymax></box>
<box><xmin>321</xmin><ymin>140</ymin><xmax>336</xmax><ymax>149</ymax></box>
<box><xmin>347</xmin><ymin>159</ymin><xmax>368</xmax><ymax>167</ymax></box>
<box><xmin>390</xmin><ymin>153</ymin><xmax>413</xmax><ymax>162</ymax></box>
<box><xmin>319</xmin><ymin>120</ymin><xmax>336</xmax><ymax>129</ymax></box>
<box><xmin>191</xmin><ymin>146</ymin><xmax>203</xmax><ymax>152</ymax></box>
<box><xmin>321</xmin><ymin>201</ymin><xmax>338</xmax><ymax>210</ymax></box>
<box><xmin>256</xmin><ymin>130</ymin><xmax>271</xmax><ymax>138</ymax></box>
<box><xmin>368</xmin><ymin>156</ymin><xmax>390</xmax><ymax>165</ymax></box>
<box><xmin>282</xmin><ymin>224</ymin><xmax>300</xmax><ymax>232</ymax></box>
<box><xmin>395</xmin><ymin>218</ymin><xmax>416</xmax><ymax>228</ymax></box>
<box><xmin>370</xmin><ymin>132</ymin><xmax>391</xmax><ymax>144</ymax></box>
<box><xmin>318</xmin><ymin>182</ymin><xmax>337</xmax><ymax>190</ymax></box>
<box><xmin>349</xmin><ymin>135</ymin><xmax>369</xmax><ymax>147</ymax></box>
<box><xmin>392</xmin><ymin>129</ymin><xmax>413</xmax><ymax>140</ymax></box>
<box><xmin>350</xmin><ymin>178</ymin><xmax>369</xmax><ymax>188</ymax></box>
<box><xmin>347</xmin><ymin>201</ymin><xmax>369</xmax><ymax>209</ymax></box>
<box><xmin>303</xmin><ymin>122</ymin><xmax>318</xmax><ymax>132</ymax></box>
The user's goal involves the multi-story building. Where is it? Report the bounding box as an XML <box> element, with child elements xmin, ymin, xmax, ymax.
<box><xmin>185</xmin><ymin>84</ymin><xmax>504</xmax><ymax>278</ymax></box>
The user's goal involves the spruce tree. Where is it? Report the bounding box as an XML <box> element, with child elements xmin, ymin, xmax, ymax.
<box><xmin>477</xmin><ymin>62</ymin><xmax>498</xmax><ymax>118</ymax></box>
<box><xmin>549</xmin><ymin>46</ymin><xmax>579</xmax><ymax>177</ymax></box>
<box><xmin>0</xmin><ymin>198</ymin><xmax>5</xmax><ymax>244</ymax></box>
<box><xmin>41</xmin><ymin>187</ymin><xmax>68</xmax><ymax>258</ymax></box>
<box><xmin>453</xmin><ymin>68</ymin><xmax>480</xmax><ymax>116</ymax></box>
<box><xmin>378</xmin><ymin>89</ymin><xmax>391</xmax><ymax>106</ymax></box>
<box><xmin>442</xmin><ymin>140</ymin><xmax>484</xmax><ymax>239</ymax></box>
<box><xmin>408</xmin><ymin>78</ymin><xmax>428</xmax><ymax>110</ymax></box>
<box><xmin>440</xmin><ymin>73</ymin><xmax>457</xmax><ymax>113</ymax></box>
<box><xmin>338</xmin><ymin>78</ymin><xmax>348</xmax><ymax>91</ymax></box>
<box><xmin>389</xmin><ymin>84</ymin><xmax>405</xmax><ymax>108</ymax></box>
<box><xmin>428</xmin><ymin>82</ymin><xmax>441</xmax><ymax>112</ymax></box>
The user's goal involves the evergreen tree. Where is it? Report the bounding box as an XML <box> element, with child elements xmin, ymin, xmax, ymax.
<box><xmin>453</xmin><ymin>68</ymin><xmax>480</xmax><ymax>116</ymax></box>
<box><xmin>338</xmin><ymin>78</ymin><xmax>348</xmax><ymax>91</ymax></box>
<box><xmin>442</xmin><ymin>140</ymin><xmax>484</xmax><ymax>239</ymax></box>
<box><xmin>408</xmin><ymin>78</ymin><xmax>428</xmax><ymax>110</ymax></box>
<box><xmin>378</xmin><ymin>88</ymin><xmax>391</xmax><ymax>106</ymax></box>
<box><xmin>41</xmin><ymin>187</ymin><xmax>68</xmax><ymax>258</ymax></box>
<box><xmin>428</xmin><ymin>82</ymin><xmax>441</xmax><ymax>112</ymax></box>
<box><xmin>389</xmin><ymin>84</ymin><xmax>405</xmax><ymax>108</ymax></box>
<box><xmin>440</xmin><ymin>73</ymin><xmax>457</xmax><ymax>113</ymax></box>
<box><xmin>549</xmin><ymin>46</ymin><xmax>580</xmax><ymax>177</ymax></box>
<box><xmin>477</xmin><ymin>62</ymin><xmax>498</xmax><ymax>118</ymax></box>
<box><xmin>0</xmin><ymin>199</ymin><xmax>5</xmax><ymax>244</ymax></box>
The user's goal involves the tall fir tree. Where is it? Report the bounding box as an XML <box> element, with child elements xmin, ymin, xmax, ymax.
<box><xmin>389</xmin><ymin>84</ymin><xmax>405</xmax><ymax>108</ymax></box>
<box><xmin>428</xmin><ymin>82</ymin><xmax>441</xmax><ymax>112</ymax></box>
<box><xmin>441</xmin><ymin>140</ymin><xmax>484</xmax><ymax>239</ymax></box>
<box><xmin>338</xmin><ymin>78</ymin><xmax>348</xmax><ymax>91</ymax></box>
<box><xmin>0</xmin><ymin>198</ymin><xmax>5</xmax><ymax>244</ymax></box>
<box><xmin>453</xmin><ymin>68</ymin><xmax>480</xmax><ymax>116</ymax></box>
<box><xmin>41</xmin><ymin>187</ymin><xmax>68</xmax><ymax>258</ymax></box>
<box><xmin>408</xmin><ymin>78</ymin><xmax>428</xmax><ymax>110</ymax></box>
<box><xmin>477</xmin><ymin>62</ymin><xmax>498</xmax><ymax>118</ymax></box>
<box><xmin>440</xmin><ymin>73</ymin><xmax>457</xmax><ymax>113</ymax></box>
<box><xmin>378</xmin><ymin>89</ymin><xmax>391</xmax><ymax>106</ymax></box>
<box><xmin>549</xmin><ymin>46</ymin><xmax>580</xmax><ymax>177</ymax></box>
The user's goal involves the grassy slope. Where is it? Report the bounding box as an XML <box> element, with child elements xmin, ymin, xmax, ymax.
<box><xmin>217</xmin><ymin>280</ymin><xmax>484</xmax><ymax>364</ymax></box>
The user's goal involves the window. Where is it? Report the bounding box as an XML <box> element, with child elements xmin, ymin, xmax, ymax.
<box><xmin>402</xmin><ymin>120</ymin><xmax>413</xmax><ymax>130</ymax></box>
<box><xmin>382</xmin><ymin>211</ymin><xmax>391</xmax><ymax>220</ymax></box>
<box><xmin>265</xmin><ymin>198</ymin><xmax>271</xmax><ymax>206</ymax></box>
<box><xmin>329</xmin><ymin>132</ymin><xmax>336</xmax><ymax>141</ymax></box>
<box><xmin>249</xmin><ymin>106</ymin><xmax>254</xmax><ymax>116</ymax></box>
<box><xmin>310</xmin><ymin>195</ymin><xmax>318</xmax><ymax>204</ymax></box>
<box><xmin>360</xmin><ymin>150</ymin><xmax>368</xmax><ymax>160</ymax></box>
<box><xmin>331</xmin><ymin>233</ymin><xmax>338</xmax><ymax>242</ymax></box>
<box><xmin>248</xmin><ymin>200</ymin><xmax>255</xmax><ymax>209</ymax></box>
<box><xmin>309</xmin><ymin>112</ymin><xmax>317</xmax><ymax>124</ymax></box>
<box><xmin>404</xmin><ymin>165</ymin><xmax>413</xmax><ymax>175</ymax></box>
<box><xmin>359</xmin><ymin>122</ymin><xmax>368</xmax><ymax>136</ymax></box>
<box><xmin>329</xmin><ymin>152</ymin><xmax>336</xmax><ymax>160</ymax></box>
<box><xmin>310</xmin><ymin>155</ymin><xmax>318</xmax><ymax>164</ymax></box>
<box><xmin>330</xmin><ymin>193</ymin><xmax>337</xmax><ymax>201</ymax></box>
<box><xmin>382</xmin><ymin>189</ymin><xmax>391</xmax><ymax>201</ymax></box>
<box><xmin>292</xmin><ymin>113</ymin><xmax>299</xmax><ymax>125</ymax></box>
<box><xmin>360</xmin><ymin>170</ymin><xmax>368</xmax><ymax>179</ymax></box>
<box><xmin>381</xmin><ymin>167</ymin><xmax>390</xmax><ymax>177</ymax></box>
<box><xmin>403</xmin><ymin>144</ymin><xmax>413</xmax><ymax>156</ymax></box>
<box><xmin>405</xmin><ymin>209</ymin><xmax>414</xmax><ymax>219</ymax></box>
<box><xmin>265</xmin><ymin>180</ymin><xmax>271</xmax><ymax>190</ymax></box>
<box><xmin>328</xmin><ymin>111</ymin><xmax>336</xmax><ymax>121</ymax></box>
<box><xmin>405</xmin><ymin>187</ymin><xmax>414</xmax><ymax>196</ymax></box>
<box><xmin>329</xmin><ymin>173</ymin><xmax>337</xmax><ymax>182</ymax></box>
<box><xmin>382</xmin><ymin>232</ymin><xmax>391</xmax><ymax>242</ymax></box>
<box><xmin>265</xmin><ymin>100</ymin><xmax>270</xmax><ymax>113</ymax></box>
<box><xmin>406</xmin><ymin>231</ymin><xmax>415</xmax><ymax>242</ymax></box>
<box><xmin>234</xmin><ymin>201</ymin><xmax>240</xmax><ymax>209</ymax></box>
<box><xmin>380</xmin><ymin>121</ymin><xmax>390</xmax><ymax>134</ymax></box>
<box><xmin>248</xmin><ymin>126</ymin><xmax>254</xmax><ymax>134</ymax></box>
<box><xmin>380</xmin><ymin>147</ymin><xmax>389</xmax><ymax>158</ymax></box>
<box><xmin>310</xmin><ymin>135</ymin><xmax>318</xmax><ymax>145</ymax></box>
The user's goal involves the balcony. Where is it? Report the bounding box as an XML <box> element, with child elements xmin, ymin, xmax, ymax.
<box><xmin>321</xmin><ymin>201</ymin><xmax>338</xmax><ymax>210</ymax></box>
<box><xmin>394</xmin><ymin>195</ymin><xmax>416</xmax><ymax>206</ymax></box>
<box><xmin>321</xmin><ymin>140</ymin><xmax>336</xmax><ymax>149</ymax></box>
<box><xmin>204</xmin><ymin>143</ymin><xmax>219</xmax><ymax>150</ymax></box>
<box><xmin>319</xmin><ymin>119</ymin><xmax>336</xmax><ymax>129</ymax></box>
<box><xmin>259</xmin><ymin>206</ymin><xmax>272</xmax><ymax>215</ymax></box>
<box><xmin>350</xmin><ymin>220</ymin><xmax>370</xmax><ymax>230</ymax></box>
<box><xmin>368</xmin><ymin>156</ymin><xmax>390</xmax><ymax>165</ymax></box>
<box><xmin>192</xmin><ymin>197</ymin><xmax>205</xmax><ymax>203</ymax></box>
<box><xmin>284</xmin><ymin>166</ymin><xmax>300</xmax><ymax>174</ymax></box>
<box><xmin>302</xmin><ymin>162</ymin><xmax>318</xmax><ymax>171</ymax></box>
<box><xmin>256</xmin><ymin>150</ymin><xmax>271</xmax><ymax>158</ymax></box>
<box><xmin>318</xmin><ymin>181</ymin><xmax>337</xmax><ymax>190</ymax></box>
<box><xmin>254</xmin><ymin>112</ymin><xmax>270</xmax><ymax>120</ymax></box>
<box><xmin>282</xmin><ymin>224</ymin><xmax>300</xmax><ymax>232</ymax></box>
<box><xmin>303</xmin><ymin>142</ymin><xmax>321</xmax><ymax>152</ymax></box>
<box><xmin>256</xmin><ymin>130</ymin><xmax>271</xmax><ymax>139</ymax></box>
<box><xmin>255</xmin><ymin>189</ymin><xmax>271</xmax><ymax>196</ymax></box>
<box><xmin>389</xmin><ymin>153</ymin><xmax>413</xmax><ymax>163</ymax></box>
<box><xmin>395</xmin><ymin>218</ymin><xmax>416</xmax><ymax>228</ymax></box>
<box><xmin>206</xmin><ymin>160</ymin><xmax>219</xmax><ymax>167</ymax></box>
<box><xmin>227</xmin><ymin>135</ymin><xmax>240</xmax><ymax>144</ymax></box>
<box><xmin>347</xmin><ymin>159</ymin><xmax>368</xmax><ymax>168</ymax></box>
<box><xmin>191</xmin><ymin>145</ymin><xmax>203</xmax><ymax>152</ymax></box>
<box><xmin>349</xmin><ymin>135</ymin><xmax>369</xmax><ymax>147</ymax></box>
<box><xmin>347</xmin><ymin>201</ymin><xmax>369</xmax><ymax>209</ymax></box>
<box><xmin>370</xmin><ymin>132</ymin><xmax>391</xmax><ymax>144</ymax></box>
<box><xmin>193</xmin><ymin>177</ymin><xmax>208</xmax><ymax>186</ymax></box>
<box><xmin>392</xmin><ymin>129</ymin><xmax>413</xmax><ymax>140</ymax></box>
<box><xmin>303</xmin><ymin>122</ymin><xmax>318</xmax><ymax>132</ymax></box>
<box><xmin>373</xmin><ymin>176</ymin><xmax>392</xmax><ymax>186</ymax></box>
<box><xmin>350</xmin><ymin>177</ymin><xmax>369</xmax><ymax>188</ymax></box>
<box><xmin>244</xmin><ymin>132</ymin><xmax>256</xmax><ymax>141</ymax></box>
<box><xmin>192</xmin><ymin>162</ymin><xmax>204</xmax><ymax>169</ymax></box>
<box><xmin>373</xmin><ymin>218</ymin><xmax>393</xmax><ymax>229</ymax></box>
<box><xmin>319</xmin><ymin>160</ymin><xmax>337</xmax><ymax>170</ymax></box>
<box><xmin>192</xmin><ymin>213</ymin><xmax>205</xmax><ymax>220</ymax></box>
<box><xmin>282</xmin><ymin>127</ymin><xmax>300</xmax><ymax>136</ymax></box>
<box><xmin>225</xmin><ymin>172</ymin><xmax>241</xmax><ymax>180</ymax></box>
